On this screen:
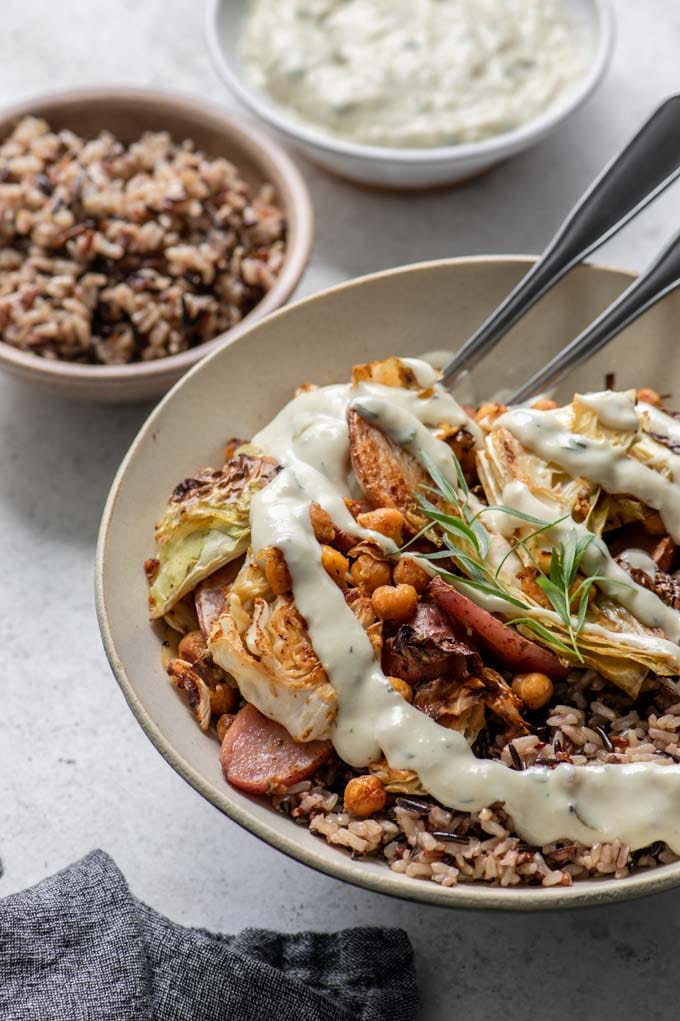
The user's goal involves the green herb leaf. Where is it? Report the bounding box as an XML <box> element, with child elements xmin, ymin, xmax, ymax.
<box><xmin>471</xmin><ymin>504</ymin><xmax>552</xmax><ymax>527</ymax></box>
<box><xmin>417</xmin><ymin>445</ymin><xmax>598</xmax><ymax>663</ymax></box>
<box><xmin>492</xmin><ymin>514</ymin><xmax>571</xmax><ymax>580</ymax></box>
<box><xmin>435</xmin><ymin>570</ymin><xmax>529</xmax><ymax>609</ymax></box>
<box><xmin>419</xmin><ymin>451</ymin><xmax>462</xmax><ymax>507</ymax></box>
<box><xmin>509</xmin><ymin>616</ymin><xmax>580</xmax><ymax>659</ymax></box>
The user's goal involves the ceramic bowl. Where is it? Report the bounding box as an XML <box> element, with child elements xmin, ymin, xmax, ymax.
<box><xmin>0</xmin><ymin>87</ymin><xmax>313</xmax><ymax>402</ymax></box>
<box><xmin>96</xmin><ymin>256</ymin><xmax>680</xmax><ymax>909</ymax></box>
<box><xmin>205</xmin><ymin>0</ymin><xmax>615</xmax><ymax>189</ymax></box>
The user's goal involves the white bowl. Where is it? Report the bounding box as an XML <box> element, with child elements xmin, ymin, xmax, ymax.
<box><xmin>206</xmin><ymin>0</ymin><xmax>615</xmax><ymax>189</ymax></box>
<box><xmin>97</xmin><ymin>257</ymin><xmax>680</xmax><ymax>910</ymax></box>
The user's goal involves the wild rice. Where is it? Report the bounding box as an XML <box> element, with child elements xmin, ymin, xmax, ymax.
<box><xmin>271</xmin><ymin>666</ymin><xmax>680</xmax><ymax>888</ymax></box>
<box><xmin>0</xmin><ymin>116</ymin><xmax>286</xmax><ymax>364</ymax></box>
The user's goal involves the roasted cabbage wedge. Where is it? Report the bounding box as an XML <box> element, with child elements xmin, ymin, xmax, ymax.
<box><xmin>208</xmin><ymin>552</ymin><xmax>338</xmax><ymax>742</ymax></box>
<box><xmin>148</xmin><ymin>451</ymin><xmax>278</xmax><ymax>619</ymax></box>
<box><xmin>470</xmin><ymin>397</ymin><xmax>680</xmax><ymax>696</ymax></box>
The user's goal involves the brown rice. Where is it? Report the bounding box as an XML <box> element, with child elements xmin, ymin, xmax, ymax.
<box><xmin>0</xmin><ymin>116</ymin><xmax>286</xmax><ymax>365</ymax></box>
<box><xmin>271</xmin><ymin>668</ymin><xmax>680</xmax><ymax>888</ymax></box>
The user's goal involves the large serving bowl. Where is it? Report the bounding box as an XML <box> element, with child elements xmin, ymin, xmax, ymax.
<box><xmin>206</xmin><ymin>0</ymin><xmax>615</xmax><ymax>189</ymax></box>
<box><xmin>96</xmin><ymin>257</ymin><xmax>680</xmax><ymax>909</ymax></box>
<box><xmin>0</xmin><ymin>87</ymin><xmax>313</xmax><ymax>402</ymax></box>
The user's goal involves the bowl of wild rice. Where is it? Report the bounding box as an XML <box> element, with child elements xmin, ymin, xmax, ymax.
<box><xmin>0</xmin><ymin>87</ymin><xmax>313</xmax><ymax>402</ymax></box>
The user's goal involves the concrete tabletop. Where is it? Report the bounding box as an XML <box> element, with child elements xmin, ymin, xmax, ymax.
<box><xmin>1</xmin><ymin>1</ymin><xmax>679</xmax><ymax>1017</ymax></box>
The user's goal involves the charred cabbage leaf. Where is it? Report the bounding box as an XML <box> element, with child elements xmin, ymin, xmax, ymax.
<box><xmin>208</xmin><ymin>553</ymin><xmax>337</xmax><ymax>742</ymax></box>
<box><xmin>474</xmin><ymin>412</ymin><xmax>680</xmax><ymax>696</ymax></box>
<box><xmin>148</xmin><ymin>452</ymin><xmax>278</xmax><ymax>619</ymax></box>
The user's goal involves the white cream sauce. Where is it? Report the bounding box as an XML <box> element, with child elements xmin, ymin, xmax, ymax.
<box><xmin>498</xmin><ymin>396</ymin><xmax>680</xmax><ymax>544</ymax></box>
<box><xmin>240</xmin><ymin>0</ymin><xmax>584</xmax><ymax>149</ymax></box>
<box><xmin>500</xmin><ymin>480</ymin><xmax>680</xmax><ymax>651</ymax></box>
<box><xmin>251</xmin><ymin>372</ymin><xmax>680</xmax><ymax>852</ymax></box>
<box><xmin>619</xmin><ymin>549</ymin><xmax>659</xmax><ymax>578</ymax></box>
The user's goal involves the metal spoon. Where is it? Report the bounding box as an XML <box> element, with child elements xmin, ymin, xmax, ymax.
<box><xmin>509</xmin><ymin>226</ymin><xmax>680</xmax><ymax>403</ymax></box>
<box><xmin>440</xmin><ymin>95</ymin><xmax>680</xmax><ymax>390</ymax></box>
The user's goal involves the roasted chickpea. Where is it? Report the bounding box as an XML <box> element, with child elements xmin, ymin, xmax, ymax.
<box><xmin>344</xmin><ymin>497</ymin><xmax>372</xmax><ymax>520</ymax></box>
<box><xmin>357</xmin><ymin>508</ymin><xmax>405</xmax><ymax>545</ymax></box>
<box><xmin>393</xmin><ymin>556</ymin><xmax>430</xmax><ymax>593</ymax></box>
<box><xmin>178</xmin><ymin>629</ymin><xmax>208</xmax><ymax>665</ymax></box>
<box><xmin>216</xmin><ymin>713</ymin><xmax>236</xmax><ymax>743</ymax></box>
<box><xmin>475</xmin><ymin>402</ymin><xmax>507</xmax><ymax>425</ymax></box>
<box><xmin>371</xmin><ymin>583</ymin><xmax>418</xmax><ymax>622</ymax></box>
<box><xmin>210</xmin><ymin>683</ymin><xmax>237</xmax><ymax>716</ymax></box>
<box><xmin>535</xmin><ymin>549</ymin><xmax>553</xmax><ymax>575</ymax></box>
<box><xmin>344</xmin><ymin>774</ymin><xmax>387</xmax><ymax>817</ymax></box>
<box><xmin>320</xmin><ymin>545</ymin><xmax>349</xmax><ymax>588</ymax></box>
<box><xmin>511</xmin><ymin>672</ymin><xmax>554</xmax><ymax>710</ymax></box>
<box><xmin>310</xmin><ymin>503</ymin><xmax>336</xmax><ymax>545</ymax></box>
<box><xmin>387</xmin><ymin>675</ymin><xmax>413</xmax><ymax>703</ymax></box>
<box><xmin>531</xmin><ymin>398</ymin><xmax>558</xmax><ymax>411</ymax></box>
<box><xmin>637</xmin><ymin>387</ymin><xmax>662</xmax><ymax>407</ymax></box>
<box><xmin>350</xmin><ymin>553</ymin><xmax>392</xmax><ymax>594</ymax></box>
<box><xmin>262</xmin><ymin>546</ymin><xmax>292</xmax><ymax>595</ymax></box>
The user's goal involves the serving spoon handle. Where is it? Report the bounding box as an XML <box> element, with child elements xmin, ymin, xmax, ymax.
<box><xmin>440</xmin><ymin>95</ymin><xmax>680</xmax><ymax>389</ymax></box>
<box><xmin>507</xmin><ymin>227</ymin><xmax>680</xmax><ymax>403</ymax></box>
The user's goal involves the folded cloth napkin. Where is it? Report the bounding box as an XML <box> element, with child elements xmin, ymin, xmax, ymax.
<box><xmin>0</xmin><ymin>850</ymin><xmax>418</xmax><ymax>1021</ymax></box>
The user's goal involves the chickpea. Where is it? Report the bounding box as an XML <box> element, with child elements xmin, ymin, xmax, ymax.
<box><xmin>216</xmin><ymin>713</ymin><xmax>236</xmax><ymax>743</ymax></box>
<box><xmin>344</xmin><ymin>498</ymin><xmax>372</xmax><ymax>520</ymax></box>
<box><xmin>535</xmin><ymin>549</ymin><xmax>553</xmax><ymax>575</ymax></box>
<box><xmin>344</xmin><ymin>775</ymin><xmax>387</xmax><ymax>817</ymax></box>
<box><xmin>350</xmin><ymin>553</ymin><xmax>392</xmax><ymax>595</ymax></box>
<box><xmin>357</xmin><ymin>508</ymin><xmax>405</xmax><ymax>545</ymax></box>
<box><xmin>511</xmin><ymin>672</ymin><xmax>554</xmax><ymax>711</ymax></box>
<box><xmin>637</xmin><ymin>387</ymin><xmax>662</xmax><ymax>407</ymax></box>
<box><xmin>387</xmin><ymin>675</ymin><xmax>413</xmax><ymax>702</ymax></box>
<box><xmin>262</xmin><ymin>546</ymin><xmax>292</xmax><ymax>595</ymax></box>
<box><xmin>475</xmin><ymin>402</ymin><xmax>507</xmax><ymax>425</ymax></box>
<box><xmin>371</xmin><ymin>583</ymin><xmax>418</xmax><ymax>622</ymax></box>
<box><xmin>393</xmin><ymin>556</ymin><xmax>430</xmax><ymax>594</ymax></box>
<box><xmin>210</xmin><ymin>683</ymin><xmax>237</xmax><ymax>716</ymax></box>
<box><xmin>310</xmin><ymin>503</ymin><xmax>335</xmax><ymax>545</ymax></box>
<box><xmin>321</xmin><ymin>545</ymin><xmax>349</xmax><ymax>588</ymax></box>
<box><xmin>178</xmin><ymin>629</ymin><xmax>208</xmax><ymax>665</ymax></box>
<box><xmin>531</xmin><ymin>397</ymin><xmax>558</xmax><ymax>411</ymax></box>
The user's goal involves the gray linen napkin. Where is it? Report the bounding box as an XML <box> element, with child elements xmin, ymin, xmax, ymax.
<box><xmin>0</xmin><ymin>850</ymin><xmax>418</xmax><ymax>1021</ymax></box>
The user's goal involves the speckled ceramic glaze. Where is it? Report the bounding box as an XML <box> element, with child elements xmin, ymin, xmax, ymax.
<box><xmin>0</xmin><ymin>86</ymin><xmax>313</xmax><ymax>402</ymax></box>
<box><xmin>96</xmin><ymin>257</ymin><xmax>680</xmax><ymax>909</ymax></box>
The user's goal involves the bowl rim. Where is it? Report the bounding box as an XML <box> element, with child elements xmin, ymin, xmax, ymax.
<box><xmin>0</xmin><ymin>84</ymin><xmax>314</xmax><ymax>387</ymax></box>
<box><xmin>205</xmin><ymin>0</ymin><xmax>616</xmax><ymax>165</ymax></box>
<box><xmin>97</xmin><ymin>255</ymin><xmax>680</xmax><ymax>910</ymax></box>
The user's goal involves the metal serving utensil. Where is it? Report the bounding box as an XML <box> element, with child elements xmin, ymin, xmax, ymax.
<box><xmin>440</xmin><ymin>95</ymin><xmax>680</xmax><ymax>393</ymax></box>
<box><xmin>508</xmin><ymin>227</ymin><xmax>680</xmax><ymax>402</ymax></box>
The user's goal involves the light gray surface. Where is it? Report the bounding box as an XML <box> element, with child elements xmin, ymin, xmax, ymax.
<box><xmin>1</xmin><ymin>2</ymin><xmax>679</xmax><ymax>1017</ymax></box>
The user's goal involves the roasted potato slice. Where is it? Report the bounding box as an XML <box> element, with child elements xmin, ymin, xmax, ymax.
<box><xmin>347</xmin><ymin>406</ymin><xmax>430</xmax><ymax>534</ymax></box>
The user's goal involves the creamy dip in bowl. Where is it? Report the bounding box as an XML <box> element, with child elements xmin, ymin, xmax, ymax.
<box><xmin>240</xmin><ymin>0</ymin><xmax>584</xmax><ymax>149</ymax></box>
<box><xmin>206</xmin><ymin>0</ymin><xmax>614</xmax><ymax>188</ymax></box>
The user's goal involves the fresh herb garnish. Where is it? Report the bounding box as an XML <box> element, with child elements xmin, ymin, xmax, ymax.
<box><xmin>510</xmin><ymin>532</ymin><xmax>596</xmax><ymax>661</ymax></box>
<box><xmin>412</xmin><ymin>449</ymin><xmax>609</xmax><ymax>662</ymax></box>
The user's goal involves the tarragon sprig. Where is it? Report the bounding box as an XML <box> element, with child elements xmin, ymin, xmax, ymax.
<box><xmin>411</xmin><ymin>450</ymin><xmax>607</xmax><ymax>661</ymax></box>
